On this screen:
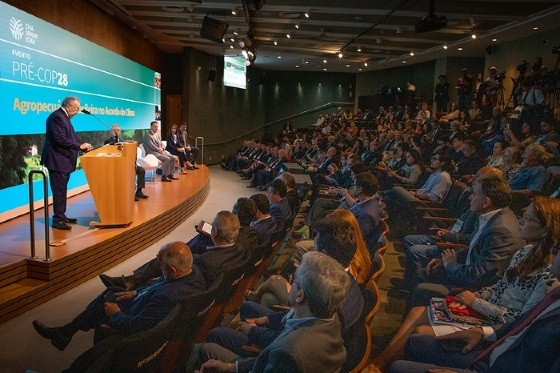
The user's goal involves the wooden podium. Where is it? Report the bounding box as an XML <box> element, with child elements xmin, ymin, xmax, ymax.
<box><xmin>80</xmin><ymin>142</ymin><xmax>137</xmax><ymax>227</ymax></box>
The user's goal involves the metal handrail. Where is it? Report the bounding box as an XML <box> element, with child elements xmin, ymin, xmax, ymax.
<box><xmin>195</xmin><ymin>137</ymin><xmax>204</xmax><ymax>164</ymax></box>
<box><xmin>204</xmin><ymin>101</ymin><xmax>352</xmax><ymax>146</ymax></box>
<box><xmin>28</xmin><ymin>169</ymin><xmax>51</xmax><ymax>262</ymax></box>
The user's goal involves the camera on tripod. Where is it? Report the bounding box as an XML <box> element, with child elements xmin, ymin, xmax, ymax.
<box><xmin>517</xmin><ymin>60</ymin><xmax>529</xmax><ymax>75</ymax></box>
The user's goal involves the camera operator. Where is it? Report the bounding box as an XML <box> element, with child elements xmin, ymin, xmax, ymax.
<box><xmin>485</xmin><ymin>66</ymin><xmax>502</xmax><ymax>107</ymax></box>
<box><xmin>456</xmin><ymin>68</ymin><xmax>472</xmax><ymax>111</ymax></box>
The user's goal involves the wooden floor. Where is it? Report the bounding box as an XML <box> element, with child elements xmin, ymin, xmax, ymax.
<box><xmin>0</xmin><ymin>167</ymin><xmax>210</xmax><ymax>323</ymax></box>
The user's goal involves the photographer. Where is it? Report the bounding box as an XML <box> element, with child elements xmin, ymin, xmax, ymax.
<box><xmin>485</xmin><ymin>66</ymin><xmax>502</xmax><ymax>107</ymax></box>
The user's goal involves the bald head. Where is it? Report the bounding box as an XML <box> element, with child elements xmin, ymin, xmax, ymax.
<box><xmin>475</xmin><ymin>166</ymin><xmax>504</xmax><ymax>182</ymax></box>
<box><xmin>157</xmin><ymin>242</ymin><xmax>193</xmax><ymax>279</ymax></box>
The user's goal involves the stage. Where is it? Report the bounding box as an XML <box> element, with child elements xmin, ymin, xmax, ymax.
<box><xmin>0</xmin><ymin>166</ymin><xmax>210</xmax><ymax>323</ymax></box>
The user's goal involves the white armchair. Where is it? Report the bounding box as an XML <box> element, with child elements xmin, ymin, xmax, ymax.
<box><xmin>137</xmin><ymin>144</ymin><xmax>161</xmax><ymax>181</ymax></box>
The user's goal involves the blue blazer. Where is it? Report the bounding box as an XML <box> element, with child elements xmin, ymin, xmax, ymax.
<box><xmin>40</xmin><ymin>108</ymin><xmax>82</xmax><ymax>173</ymax></box>
<box><xmin>108</xmin><ymin>268</ymin><xmax>206</xmax><ymax>335</ymax></box>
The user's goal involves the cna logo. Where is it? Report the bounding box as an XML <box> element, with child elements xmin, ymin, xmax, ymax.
<box><xmin>9</xmin><ymin>17</ymin><xmax>24</xmax><ymax>41</ymax></box>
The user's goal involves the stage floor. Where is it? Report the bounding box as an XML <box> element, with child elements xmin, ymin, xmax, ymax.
<box><xmin>0</xmin><ymin>167</ymin><xmax>210</xmax><ymax>267</ymax></box>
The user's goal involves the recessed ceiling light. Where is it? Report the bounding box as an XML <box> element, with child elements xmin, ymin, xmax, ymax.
<box><xmin>492</xmin><ymin>38</ymin><xmax>497</xmax><ymax>42</ymax></box>
<box><xmin>230</xmin><ymin>38</ymin><xmax>235</xmax><ymax>42</ymax></box>
<box><xmin>443</xmin><ymin>45</ymin><xmax>448</xmax><ymax>49</ymax></box>
<box><xmin>323</xmin><ymin>68</ymin><xmax>327</xmax><ymax>71</ymax></box>
<box><xmin>458</xmin><ymin>47</ymin><xmax>463</xmax><ymax>51</ymax></box>
<box><xmin>357</xmin><ymin>46</ymin><xmax>362</xmax><ymax>52</ymax></box>
<box><xmin>323</xmin><ymin>59</ymin><xmax>327</xmax><ymax>64</ymax></box>
<box><xmin>286</xmin><ymin>34</ymin><xmax>291</xmax><ymax>38</ymax></box>
<box><xmin>345</xmin><ymin>64</ymin><xmax>350</xmax><ymax>67</ymax></box>
<box><xmin>304</xmin><ymin>11</ymin><xmax>310</xmax><ymax>18</ymax></box>
<box><xmin>295</xmin><ymin>23</ymin><xmax>300</xmax><ymax>29</ymax></box>
<box><xmin>359</xmin><ymin>68</ymin><xmax>362</xmax><ymax>71</ymax></box>
<box><xmin>231</xmin><ymin>9</ymin><xmax>237</xmax><ymax>16</ymax></box>
<box><xmin>364</xmin><ymin>62</ymin><xmax>368</xmax><ymax>67</ymax></box>
<box><xmin>233</xmin><ymin>31</ymin><xmax>238</xmax><ymax>36</ymax></box>
<box><xmin>230</xmin><ymin>45</ymin><xmax>234</xmax><ymax>49</ymax></box>
<box><xmin>533</xmin><ymin>27</ymin><xmax>539</xmax><ymax>30</ymax></box>
<box><xmin>295</xmin><ymin>65</ymin><xmax>299</xmax><ymax>68</ymax></box>
<box><xmin>278</xmin><ymin>56</ymin><xmax>282</xmax><ymax>59</ymax></box>
<box><xmin>402</xmin><ymin>60</ymin><xmax>406</xmax><ymax>63</ymax></box>
<box><xmin>471</xmin><ymin>34</ymin><xmax>477</xmax><ymax>39</ymax></box>
<box><xmin>273</xmin><ymin>40</ymin><xmax>278</xmax><ymax>46</ymax></box>
<box><xmin>305</xmin><ymin>61</ymin><xmax>309</xmax><ymax>64</ymax></box>
<box><xmin>410</xmin><ymin>51</ymin><xmax>414</xmax><ymax>56</ymax></box>
<box><xmin>338</xmin><ymin>52</ymin><xmax>343</xmax><ymax>58</ymax></box>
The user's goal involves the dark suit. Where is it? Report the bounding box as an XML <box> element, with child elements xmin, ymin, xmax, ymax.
<box><xmin>186</xmin><ymin>226</ymin><xmax>258</xmax><ymax>255</ymax></box>
<box><xmin>251</xmin><ymin>216</ymin><xmax>278</xmax><ymax>244</ymax></box>
<box><xmin>69</xmin><ymin>269</ymin><xmax>206</xmax><ymax>339</ymax></box>
<box><xmin>40</xmin><ymin>107</ymin><xmax>82</xmax><ymax>223</ymax></box>
<box><xmin>390</xmin><ymin>288</ymin><xmax>560</xmax><ymax>373</ymax></box>
<box><xmin>270</xmin><ymin>198</ymin><xmax>292</xmax><ymax>229</ymax></box>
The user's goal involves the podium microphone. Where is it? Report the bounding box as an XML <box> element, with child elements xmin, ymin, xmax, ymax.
<box><xmin>81</xmin><ymin>108</ymin><xmax>111</xmax><ymax>130</ymax></box>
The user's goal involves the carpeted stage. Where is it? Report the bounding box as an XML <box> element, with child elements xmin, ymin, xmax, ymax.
<box><xmin>0</xmin><ymin>166</ymin><xmax>210</xmax><ymax>323</ymax></box>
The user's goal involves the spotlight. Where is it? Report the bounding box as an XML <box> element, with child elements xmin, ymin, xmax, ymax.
<box><xmin>338</xmin><ymin>52</ymin><xmax>343</xmax><ymax>58</ymax></box>
<box><xmin>357</xmin><ymin>46</ymin><xmax>362</xmax><ymax>52</ymax></box>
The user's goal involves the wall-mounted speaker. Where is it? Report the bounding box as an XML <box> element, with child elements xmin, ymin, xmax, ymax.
<box><xmin>208</xmin><ymin>69</ymin><xmax>217</xmax><ymax>82</ymax></box>
<box><xmin>200</xmin><ymin>16</ymin><xmax>228</xmax><ymax>43</ymax></box>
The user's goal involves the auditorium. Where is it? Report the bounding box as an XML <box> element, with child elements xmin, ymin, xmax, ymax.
<box><xmin>1</xmin><ymin>0</ymin><xmax>560</xmax><ymax>372</ymax></box>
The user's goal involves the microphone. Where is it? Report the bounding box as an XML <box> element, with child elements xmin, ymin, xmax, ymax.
<box><xmin>81</xmin><ymin>108</ymin><xmax>111</xmax><ymax>130</ymax></box>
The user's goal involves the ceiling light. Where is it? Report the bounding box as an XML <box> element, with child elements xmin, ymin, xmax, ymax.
<box><xmin>396</xmin><ymin>27</ymin><xmax>402</xmax><ymax>34</ymax></box>
<box><xmin>231</xmin><ymin>8</ymin><xmax>237</xmax><ymax>16</ymax></box>
<box><xmin>458</xmin><ymin>47</ymin><xmax>463</xmax><ymax>51</ymax></box>
<box><xmin>304</xmin><ymin>11</ymin><xmax>310</xmax><ymax>18</ymax></box>
<box><xmin>492</xmin><ymin>38</ymin><xmax>497</xmax><ymax>42</ymax></box>
<box><xmin>357</xmin><ymin>46</ymin><xmax>362</xmax><ymax>52</ymax></box>
<box><xmin>443</xmin><ymin>45</ymin><xmax>448</xmax><ymax>49</ymax></box>
<box><xmin>338</xmin><ymin>52</ymin><xmax>343</xmax><ymax>58</ymax></box>
<box><xmin>295</xmin><ymin>23</ymin><xmax>300</xmax><ymax>29</ymax></box>
<box><xmin>233</xmin><ymin>31</ymin><xmax>238</xmax><ymax>36</ymax></box>
<box><xmin>471</xmin><ymin>34</ymin><xmax>477</xmax><ymax>39</ymax></box>
<box><xmin>359</xmin><ymin>68</ymin><xmax>362</xmax><ymax>71</ymax></box>
<box><xmin>278</xmin><ymin>56</ymin><xmax>282</xmax><ymax>59</ymax></box>
<box><xmin>346</xmin><ymin>64</ymin><xmax>350</xmax><ymax>67</ymax></box>
<box><xmin>376</xmin><ymin>38</ymin><xmax>381</xmax><ymax>44</ymax></box>
<box><xmin>273</xmin><ymin>40</ymin><xmax>278</xmax><ymax>46</ymax></box>
<box><xmin>230</xmin><ymin>45</ymin><xmax>234</xmax><ymax>49</ymax></box>
<box><xmin>410</xmin><ymin>51</ymin><xmax>414</xmax><ymax>56</ymax></box>
<box><xmin>305</xmin><ymin>61</ymin><xmax>309</xmax><ymax>64</ymax></box>
<box><xmin>323</xmin><ymin>68</ymin><xmax>327</xmax><ymax>71</ymax></box>
<box><xmin>364</xmin><ymin>62</ymin><xmax>368</xmax><ymax>67</ymax></box>
<box><xmin>286</xmin><ymin>33</ymin><xmax>291</xmax><ymax>38</ymax></box>
<box><xmin>230</xmin><ymin>38</ymin><xmax>235</xmax><ymax>42</ymax></box>
<box><xmin>533</xmin><ymin>27</ymin><xmax>539</xmax><ymax>30</ymax></box>
<box><xmin>295</xmin><ymin>65</ymin><xmax>299</xmax><ymax>68</ymax></box>
<box><xmin>323</xmin><ymin>59</ymin><xmax>327</xmax><ymax>64</ymax></box>
<box><xmin>402</xmin><ymin>60</ymin><xmax>406</xmax><ymax>63</ymax></box>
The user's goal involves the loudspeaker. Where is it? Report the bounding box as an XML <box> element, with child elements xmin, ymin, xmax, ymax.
<box><xmin>486</xmin><ymin>44</ymin><xmax>497</xmax><ymax>55</ymax></box>
<box><xmin>208</xmin><ymin>69</ymin><xmax>217</xmax><ymax>82</ymax></box>
<box><xmin>200</xmin><ymin>16</ymin><xmax>228</xmax><ymax>43</ymax></box>
<box><xmin>251</xmin><ymin>0</ymin><xmax>266</xmax><ymax>10</ymax></box>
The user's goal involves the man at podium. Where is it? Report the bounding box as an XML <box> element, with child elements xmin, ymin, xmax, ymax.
<box><xmin>104</xmin><ymin>124</ymin><xmax>149</xmax><ymax>201</ymax></box>
<box><xmin>40</xmin><ymin>96</ymin><xmax>92</xmax><ymax>230</ymax></box>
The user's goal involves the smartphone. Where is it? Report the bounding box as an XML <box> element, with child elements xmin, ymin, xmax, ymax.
<box><xmin>104</xmin><ymin>292</ymin><xmax>117</xmax><ymax>303</ymax></box>
<box><xmin>196</xmin><ymin>220</ymin><xmax>213</xmax><ymax>236</ymax></box>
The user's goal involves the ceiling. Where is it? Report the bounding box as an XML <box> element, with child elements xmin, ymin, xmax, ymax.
<box><xmin>87</xmin><ymin>0</ymin><xmax>560</xmax><ymax>72</ymax></box>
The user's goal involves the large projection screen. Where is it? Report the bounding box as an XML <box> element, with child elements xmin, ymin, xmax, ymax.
<box><xmin>0</xmin><ymin>2</ymin><xmax>161</xmax><ymax>220</ymax></box>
